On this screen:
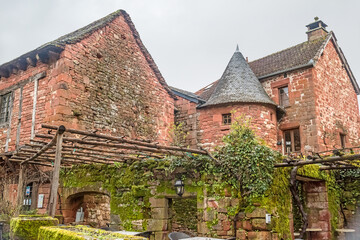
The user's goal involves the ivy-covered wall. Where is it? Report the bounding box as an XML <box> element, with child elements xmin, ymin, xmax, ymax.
<box><xmin>56</xmin><ymin>117</ymin><xmax>353</xmax><ymax>240</ymax></box>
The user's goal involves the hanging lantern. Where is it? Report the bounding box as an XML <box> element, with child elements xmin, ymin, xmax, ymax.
<box><xmin>174</xmin><ymin>179</ymin><xmax>185</xmax><ymax>197</ymax></box>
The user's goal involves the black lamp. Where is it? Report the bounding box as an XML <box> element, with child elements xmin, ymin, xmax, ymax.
<box><xmin>174</xmin><ymin>179</ymin><xmax>185</xmax><ymax>197</ymax></box>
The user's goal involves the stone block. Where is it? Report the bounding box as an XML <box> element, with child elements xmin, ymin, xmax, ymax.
<box><xmin>246</xmin><ymin>208</ymin><xmax>267</xmax><ymax>218</ymax></box>
<box><xmin>222</xmin><ymin>220</ymin><xmax>232</xmax><ymax>231</ymax></box>
<box><xmin>251</xmin><ymin>218</ymin><xmax>268</xmax><ymax>230</ymax></box>
<box><xmin>204</xmin><ymin>209</ymin><xmax>216</xmax><ymax>221</ymax></box>
<box><xmin>218</xmin><ymin>198</ymin><xmax>231</xmax><ymax>208</ymax></box>
<box><xmin>271</xmin><ymin>233</ymin><xmax>279</xmax><ymax>240</ymax></box>
<box><xmin>154</xmin><ymin>231</ymin><xmax>168</xmax><ymax>240</ymax></box>
<box><xmin>231</xmin><ymin>198</ymin><xmax>239</xmax><ymax>207</ymax></box>
<box><xmin>247</xmin><ymin>231</ymin><xmax>271</xmax><ymax>240</ymax></box>
<box><xmin>242</xmin><ymin>220</ymin><xmax>252</xmax><ymax>231</ymax></box>
<box><xmin>149</xmin><ymin>197</ymin><xmax>168</xmax><ymax>208</ymax></box>
<box><xmin>236</xmin><ymin>229</ymin><xmax>247</xmax><ymax>240</ymax></box>
<box><xmin>318</xmin><ymin>210</ymin><xmax>330</xmax><ymax>221</ymax></box>
<box><xmin>147</xmin><ymin>219</ymin><xmax>168</xmax><ymax>231</ymax></box>
<box><xmin>151</xmin><ymin>208</ymin><xmax>168</xmax><ymax>219</ymax></box>
<box><xmin>198</xmin><ymin>222</ymin><xmax>209</xmax><ymax>234</ymax></box>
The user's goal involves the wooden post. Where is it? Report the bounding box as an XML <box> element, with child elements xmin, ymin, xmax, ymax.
<box><xmin>48</xmin><ymin>125</ymin><xmax>65</xmax><ymax>217</ymax></box>
<box><xmin>16</xmin><ymin>164</ymin><xmax>26</xmax><ymax>213</ymax></box>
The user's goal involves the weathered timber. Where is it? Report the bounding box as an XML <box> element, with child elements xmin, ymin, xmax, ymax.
<box><xmin>289</xmin><ymin>167</ymin><xmax>307</xmax><ymax>239</ymax></box>
<box><xmin>41</xmin><ymin>124</ymin><xmax>208</xmax><ymax>155</ymax></box>
<box><xmin>274</xmin><ymin>154</ymin><xmax>360</xmax><ymax>168</ymax></box>
<box><xmin>48</xmin><ymin>125</ymin><xmax>65</xmax><ymax>217</ymax></box>
<box><xmin>36</xmin><ymin>134</ymin><xmax>188</xmax><ymax>156</ymax></box>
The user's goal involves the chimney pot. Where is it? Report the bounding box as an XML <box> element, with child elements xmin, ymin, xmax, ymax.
<box><xmin>306</xmin><ymin>18</ymin><xmax>328</xmax><ymax>41</ymax></box>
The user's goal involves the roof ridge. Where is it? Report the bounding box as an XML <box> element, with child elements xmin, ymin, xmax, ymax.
<box><xmin>249</xmin><ymin>34</ymin><xmax>329</xmax><ymax>64</ymax></box>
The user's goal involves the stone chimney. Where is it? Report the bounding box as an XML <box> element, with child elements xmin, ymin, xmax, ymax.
<box><xmin>306</xmin><ymin>17</ymin><xmax>328</xmax><ymax>41</ymax></box>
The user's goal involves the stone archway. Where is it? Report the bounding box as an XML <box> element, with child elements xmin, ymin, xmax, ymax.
<box><xmin>61</xmin><ymin>185</ymin><xmax>110</xmax><ymax>228</ymax></box>
<box><xmin>62</xmin><ymin>191</ymin><xmax>110</xmax><ymax>227</ymax></box>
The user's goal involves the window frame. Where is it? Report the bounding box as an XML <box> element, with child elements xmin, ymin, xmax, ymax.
<box><xmin>222</xmin><ymin>113</ymin><xmax>232</xmax><ymax>125</ymax></box>
<box><xmin>340</xmin><ymin>133</ymin><xmax>346</xmax><ymax>149</ymax></box>
<box><xmin>278</xmin><ymin>86</ymin><xmax>290</xmax><ymax>108</ymax></box>
<box><xmin>0</xmin><ymin>92</ymin><xmax>12</xmax><ymax>125</ymax></box>
<box><xmin>284</xmin><ymin>128</ymin><xmax>301</xmax><ymax>153</ymax></box>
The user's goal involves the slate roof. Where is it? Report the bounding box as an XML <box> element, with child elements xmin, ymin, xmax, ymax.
<box><xmin>248</xmin><ymin>34</ymin><xmax>329</xmax><ymax>78</ymax></box>
<box><xmin>0</xmin><ymin>10</ymin><xmax>175</xmax><ymax>98</ymax></box>
<box><xmin>198</xmin><ymin>32</ymin><xmax>359</xmax><ymax>98</ymax></box>
<box><xmin>170</xmin><ymin>86</ymin><xmax>205</xmax><ymax>103</ymax></box>
<box><xmin>199</xmin><ymin>49</ymin><xmax>276</xmax><ymax>108</ymax></box>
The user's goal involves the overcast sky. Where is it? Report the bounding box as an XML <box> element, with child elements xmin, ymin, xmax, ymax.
<box><xmin>1</xmin><ymin>0</ymin><xmax>359</xmax><ymax>97</ymax></box>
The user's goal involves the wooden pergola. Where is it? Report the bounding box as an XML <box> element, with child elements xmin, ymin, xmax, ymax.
<box><xmin>273</xmin><ymin>147</ymin><xmax>360</xmax><ymax>239</ymax></box>
<box><xmin>6</xmin><ymin>124</ymin><xmax>211</xmax><ymax>217</ymax></box>
<box><xmin>3</xmin><ymin>124</ymin><xmax>360</xmax><ymax>238</ymax></box>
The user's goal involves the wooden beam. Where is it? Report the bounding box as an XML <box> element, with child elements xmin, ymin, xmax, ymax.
<box><xmin>296</xmin><ymin>175</ymin><xmax>322</xmax><ymax>182</ymax></box>
<box><xmin>3</xmin><ymin>156</ymin><xmax>15</xmax><ymax>173</ymax></box>
<box><xmin>30</xmin><ymin>77</ymin><xmax>39</xmax><ymax>139</ymax></box>
<box><xmin>274</xmin><ymin>154</ymin><xmax>360</xmax><ymax>168</ymax></box>
<box><xmin>16</xmin><ymin>164</ymin><xmax>25</xmax><ymax>212</ymax></box>
<box><xmin>41</xmin><ymin>124</ymin><xmax>208</xmax><ymax>155</ymax></box>
<box><xmin>36</xmin><ymin>134</ymin><xmax>188</xmax><ymax>156</ymax></box>
<box><xmin>320</xmin><ymin>166</ymin><xmax>359</xmax><ymax>170</ymax></box>
<box><xmin>21</xmin><ymin>129</ymin><xmax>60</xmax><ymax>165</ymax></box>
<box><xmin>5</xmin><ymin>92</ymin><xmax>14</xmax><ymax>152</ymax></box>
<box><xmin>48</xmin><ymin>125</ymin><xmax>65</xmax><ymax>217</ymax></box>
<box><xmin>16</xmin><ymin>87</ymin><xmax>23</xmax><ymax>150</ymax></box>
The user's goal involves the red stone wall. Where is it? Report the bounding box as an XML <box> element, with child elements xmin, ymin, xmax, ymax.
<box><xmin>303</xmin><ymin>181</ymin><xmax>332</xmax><ymax>239</ymax></box>
<box><xmin>197</xmin><ymin>103</ymin><xmax>277</xmax><ymax>149</ymax></box>
<box><xmin>0</xmin><ymin>13</ymin><xmax>174</xmax><ymax>154</ymax></box>
<box><xmin>0</xmin><ymin>64</ymin><xmax>49</xmax><ymax>152</ymax></box>
<box><xmin>261</xmin><ymin>68</ymin><xmax>318</xmax><ymax>153</ymax></box>
<box><xmin>52</xmin><ymin>15</ymin><xmax>174</xmax><ymax>142</ymax></box>
<box><xmin>173</xmin><ymin>97</ymin><xmax>199</xmax><ymax>148</ymax></box>
<box><xmin>313</xmin><ymin>40</ymin><xmax>360</xmax><ymax>151</ymax></box>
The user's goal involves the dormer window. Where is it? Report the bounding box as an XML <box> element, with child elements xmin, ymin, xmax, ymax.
<box><xmin>0</xmin><ymin>92</ymin><xmax>11</xmax><ymax>124</ymax></box>
<box><xmin>222</xmin><ymin>113</ymin><xmax>231</xmax><ymax>125</ymax></box>
<box><xmin>279</xmin><ymin>86</ymin><xmax>289</xmax><ymax>107</ymax></box>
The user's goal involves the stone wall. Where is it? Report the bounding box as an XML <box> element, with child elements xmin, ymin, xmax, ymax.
<box><xmin>303</xmin><ymin>181</ymin><xmax>332</xmax><ymax>239</ymax></box>
<box><xmin>261</xmin><ymin>67</ymin><xmax>317</xmax><ymax>153</ymax></box>
<box><xmin>173</xmin><ymin>96</ymin><xmax>199</xmax><ymax>148</ymax></box>
<box><xmin>55</xmin><ymin>14</ymin><xmax>174</xmax><ymax>142</ymax></box>
<box><xmin>0</xmin><ymin>12</ymin><xmax>174</xmax><ymax>152</ymax></box>
<box><xmin>313</xmin><ymin>40</ymin><xmax>360</xmax><ymax>151</ymax></box>
<box><xmin>0</xmin><ymin>64</ymin><xmax>49</xmax><ymax>152</ymax></box>
<box><xmin>197</xmin><ymin>103</ymin><xmax>277</xmax><ymax>150</ymax></box>
<box><xmin>236</xmin><ymin>208</ymin><xmax>279</xmax><ymax>240</ymax></box>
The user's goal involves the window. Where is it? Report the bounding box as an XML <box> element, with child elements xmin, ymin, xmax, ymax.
<box><xmin>340</xmin><ymin>134</ymin><xmax>346</xmax><ymax>149</ymax></box>
<box><xmin>0</xmin><ymin>92</ymin><xmax>11</xmax><ymax>124</ymax></box>
<box><xmin>284</xmin><ymin>128</ymin><xmax>301</xmax><ymax>153</ymax></box>
<box><xmin>23</xmin><ymin>183</ymin><xmax>33</xmax><ymax>211</ymax></box>
<box><xmin>222</xmin><ymin>113</ymin><xmax>231</xmax><ymax>125</ymax></box>
<box><xmin>279</xmin><ymin>86</ymin><xmax>289</xmax><ymax>107</ymax></box>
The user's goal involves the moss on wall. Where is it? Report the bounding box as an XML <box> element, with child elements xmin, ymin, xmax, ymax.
<box><xmin>10</xmin><ymin>215</ymin><xmax>58</xmax><ymax>240</ymax></box>
<box><xmin>60</xmin><ymin>160</ymin><xmax>174</xmax><ymax>231</ymax></box>
<box><xmin>38</xmin><ymin>225</ymin><xmax>146</xmax><ymax>240</ymax></box>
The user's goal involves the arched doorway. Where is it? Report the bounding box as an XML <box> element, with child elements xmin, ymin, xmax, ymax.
<box><xmin>63</xmin><ymin>191</ymin><xmax>110</xmax><ymax>228</ymax></box>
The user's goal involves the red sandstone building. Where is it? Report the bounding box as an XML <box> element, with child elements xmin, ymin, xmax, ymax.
<box><xmin>0</xmin><ymin>10</ymin><xmax>175</xmax><ymax>221</ymax></box>
<box><xmin>0</xmin><ymin>10</ymin><xmax>359</xmax><ymax>239</ymax></box>
<box><xmin>172</xmin><ymin>18</ymin><xmax>360</xmax><ymax>155</ymax></box>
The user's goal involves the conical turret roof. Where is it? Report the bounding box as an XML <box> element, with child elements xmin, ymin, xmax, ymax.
<box><xmin>200</xmin><ymin>47</ymin><xmax>276</xmax><ymax>107</ymax></box>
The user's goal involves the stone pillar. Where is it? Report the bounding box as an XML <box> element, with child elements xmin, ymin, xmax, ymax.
<box><xmin>304</xmin><ymin>181</ymin><xmax>332</xmax><ymax>239</ymax></box>
<box><xmin>148</xmin><ymin>197</ymin><xmax>169</xmax><ymax>240</ymax></box>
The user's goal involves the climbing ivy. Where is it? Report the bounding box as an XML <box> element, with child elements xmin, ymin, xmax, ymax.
<box><xmin>169</xmin><ymin>116</ymin><xmax>281</xmax><ymax>206</ymax></box>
